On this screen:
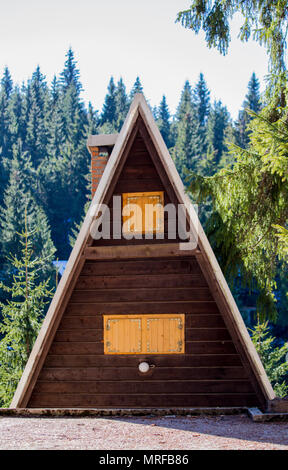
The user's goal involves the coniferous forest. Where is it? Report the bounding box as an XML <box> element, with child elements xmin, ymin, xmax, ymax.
<box><xmin>0</xmin><ymin>47</ymin><xmax>287</xmax><ymax>405</ymax></box>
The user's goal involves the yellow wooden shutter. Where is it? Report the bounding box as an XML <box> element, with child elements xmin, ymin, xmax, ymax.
<box><xmin>143</xmin><ymin>193</ymin><xmax>164</xmax><ymax>233</ymax></box>
<box><xmin>104</xmin><ymin>314</ymin><xmax>184</xmax><ymax>354</ymax></box>
<box><xmin>122</xmin><ymin>194</ymin><xmax>143</xmax><ymax>234</ymax></box>
<box><xmin>122</xmin><ymin>192</ymin><xmax>164</xmax><ymax>235</ymax></box>
<box><xmin>104</xmin><ymin>316</ymin><xmax>142</xmax><ymax>353</ymax></box>
<box><xmin>146</xmin><ymin>316</ymin><xmax>184</xmax><ymax>353</ymax></box>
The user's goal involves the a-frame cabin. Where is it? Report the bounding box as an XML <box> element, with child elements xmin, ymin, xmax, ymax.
<box><xmin>11</xmin><ymin>94</ymin><xmax>275</xmax><ymax>411</ymax></box>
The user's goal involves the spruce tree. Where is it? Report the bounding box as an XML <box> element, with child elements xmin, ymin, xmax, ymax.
<box><xmin>59</xmin><ymin>47</ymin><xmax>82</xmax><ymax>95</ymax></box>
<box><xmin>172</xmin><ymin>107</ymin><xmax>203</xmax><ymax>180</ymax></box>
<box><xmin>86</xmin><ymin>102</ymin><xmax>99</xmax><ymax>136</ymax></box>
<box><xmin>0</xmin><ymin>141</ymin><xmax>56</xmax><ymax>286</ymax></box>
<box><xmin>0</xmin><ymin>213</ymin><xmax>54</xmax><ymax>406</ymax></box>
<box><xmin>9</xmin><ymin>85</ymin><xmax>25</xmax><ymax>144</ymax></box>
<box><xmin>25</xmin><ymin>66</ymin><xmax>49</xmax><ymax>167</ymax></box>
<box><xmin>130</xmin><ymin>76</ymin><xmax>144</xmax><ymax>100</ymax></box>
<box><xmin>205</xmin><ymin>100</ymin><xmax>230</xmax><ymax>171</ymax></box>
<box><xmin>235</xmin><ymin>73</ymin><xmax>262</xmax><ymax>148</ymax></box>
<box><xmin>51</xmin><ymin>75</ymin><xmax>60</xmax><ymax>105</ymax></box>
<box><xmin>175</xmin><ymin>80</ymin><xmax>193</xmax><ymax>120</ymax></box>
<box><xmin>193</xmin><ymin>73</ymin><xmax>210</xmax><ymax>127</ymax></box>
<box><xmin>172</xmin><ymin>80</ymin><xmax>205</xmax><ymax>179</ymax></box>
<box><xmin>115</xmin><ymin>77</ymin><xmax>129</xmax><ymax>131</ymax></box>
<box><xmin>1</xmin><ymin>67</ymin><xmax>13</xmax><ymax>97</ymax></box>
<box><xmin>244</xmin><ymin>72</ymin><xmax>261</xmax><ymax>114</ymax></box>
<box><xmin>0</xmin><ymin>67</ymin><xmax>13</xmax><ymax>160</ymax></box>
<box><xmin>250</xmin><ymin>322</ymin><xmax>288</xmax><ymax>397</ymax></box>
<box><xmin>100</xmin><ymin>77</ymin><xmax>117</xmax><ymax>128</ymax></box>
<box><xmin>157</xmin><ymin>95</ymin><xmax>171</xmax><ymax>148</ymax></box>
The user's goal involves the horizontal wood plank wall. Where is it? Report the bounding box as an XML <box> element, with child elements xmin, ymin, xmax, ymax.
<box><xmin>92</xmin><ymin>131</ymin><xmax>187</xmax><ymax>246</ymax></box>
<box><xmin>28</xmin><ymin>256</ymin><xmax>260</xmax><ymax>408</ymax></box>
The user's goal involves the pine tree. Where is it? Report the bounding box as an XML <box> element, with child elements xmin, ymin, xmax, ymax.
<box><xmin>100</xmin><ymin>77</ymin><xmax>117</xmax><ymax>128</ymax></box>
<box><xmin>9</xmin><ymin>85</ymin><xmax>25</xmax><ymax>143</ymax></box>
<box><xmin>130</xmin><ymin>76</ymin><xmax>144</xmax><ymax>100</ymax></box>
<box><xmin>86</xmin><ymin>102</ymin><xmax>99</xmax><ymax>135</ymax></box>
<box><xmin>39</xmin><ymin>139</ymin><xmax>89</xmax><ymax>260</ymax></box>
<box><xmin>46</xmin><ymin>98</ymin><xmax>65</xmax><ymax>158</ymax></box>
<box><xmin>51</xmin><ymin>75</ymin><xmax>60</xmax><ymax>105</ymax></box>
<box><xmin>157</xmin><ymin>95</ymin><xmax>171</xmax><ymax>148</ymax></box>
<box><xmin>175</xmin><ymin>80</ymin><xmax>193</xmax><ymax>120</ymax></box>
<box><xmin>244</xmin><ymin>72</ymin><xmax>261</xmax><ymax>114</ymax></box>
<box><xmin>59</xmin><ymin>47</ymin><xmax>82</xmax><ymax>95</ymax></box>
<box><xmin>0</xmin><ymin>213</ymin><xmax>54</xmax><ymax>406</ymax></box>
<box><xmin>250</xmin><ymin>322</ymin><xmax>288</xmax><ymax>397</ymax></box>
<box><xmin>0</xmin><ymin>67</ymin><xmax>13</xmax><ymax>159</ymax></box>
<box><xmin>193</xmin><ymin>73</ymin><xmax>210</xmax><ymax>127</ymax></box>
<box><xmin>187</xmin><ymin>107</ymin><xmax>288</xmax><ymax>320</ymax></box>
<box><xmin>205</xmin><ymin>100</ymin><xmax>230</xmax><ymax>170</ymax></box>
<box><xmin>235</xmin><ymin>73</ymin><xmax>262</xmax><ymax>148</ymax></box>
<box><xmin>173</xmin><ymin>80</ymin><xmax>209</xmax><ymax>179</ymax></box>
<box><xmin>172</xmin><ymin>107</ymin><xmax>203</xmax><ymax>180</ymax></box>
<box><xmin>115</xmin><ymin>77</ymin><xmax>129</xmax><ymax>131</ymax></box>
<box><xmin>0</xmin><ymin>141</ymin><xmax>56</xmax><ymax>285</ymax></box>
<box><xmin>25</xmin><ymin>66</ymin><xmax>50</xmax><ymax>167</ymax></box>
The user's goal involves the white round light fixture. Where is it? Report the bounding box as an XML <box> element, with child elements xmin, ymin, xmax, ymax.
<box><xmin>138</xmin><ymin>361</ymin><xmax>150</xmax><ymax>373</ymax></box>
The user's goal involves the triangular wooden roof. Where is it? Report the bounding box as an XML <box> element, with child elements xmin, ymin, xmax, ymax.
<box><xmin>11</xmin><ymin>94</ymin><xmax>275</xmax><ymax>409</ymax></box>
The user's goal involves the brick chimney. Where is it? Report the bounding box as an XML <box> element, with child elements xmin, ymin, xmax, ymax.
<box><xmin>87</xmin><ymin>134</ymin><xmax>118</xmax><ymax>198</ymax></box>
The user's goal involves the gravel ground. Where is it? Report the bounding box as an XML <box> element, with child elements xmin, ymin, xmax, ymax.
<box><xmin>0</xmin><ymin>414</ymin><xmax>288</xmax><ymax>450</ymax></box>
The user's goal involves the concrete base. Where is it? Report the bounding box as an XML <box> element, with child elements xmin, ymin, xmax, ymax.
<box><xmin>248</xmin><ymin>407</ymin><xmax>288</xmax><ymax>422</ymax></box>
<box><xmin>1</xmin><ymin>407</ymin><xmax>287</xmax><ymax>421</ymax></box>
<box><xmin>0</xmin><ymin>407</ymin><xmax>247</xmax><ymax>417</ymax></box>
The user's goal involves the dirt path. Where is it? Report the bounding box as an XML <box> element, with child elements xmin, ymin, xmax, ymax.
<box><xmin>0</xmin><ymin>414</ymin><xmax>287</xmax><ymax>450</ymax></box>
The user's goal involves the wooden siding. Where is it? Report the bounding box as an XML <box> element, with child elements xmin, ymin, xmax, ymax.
<box><xmin>28</xmin><ymin>256</ymin><xmax>260</xmax><ymax>408</ymax></box>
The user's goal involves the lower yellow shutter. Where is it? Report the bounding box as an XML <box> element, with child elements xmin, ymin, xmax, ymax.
<box><xmin>104</xmin><ymin>316</ymin><xmax>142</xmax><ymax>353</ymax></box>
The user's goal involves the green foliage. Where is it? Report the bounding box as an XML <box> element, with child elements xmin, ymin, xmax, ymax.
<box><xmin>176</xmin><ymin>0</ymin><xmax>288</xmax><ymax>77</ymax></box>
<box><xmin>176</xmin><ymin>5</ymin><xmax>288</xmax><ymax>324</ymax></box>
<box><xmin>101</xmin><ymin>77</ymin><xmax>117</xmax><ymax>128</ymax></box>
<box><xmin>273</xmin><ymin>225</ymin><xmax>288</xmax><ymax>260</ymax></box>
<box><xmin>0</xmin><ymin>141</ymin><xmax>56</xmax><ymax>285</ymax></box>
<box><xmin>204</xmin><ymin>100</ymin><xmax>230</xmax><ymax>171</ymax></box>
<box><xmin>187</xmin><ymin>102</ymin><xmax>288</xmax><ymax>321</ymax></box>
<box><xmin>59</xmin><ymin>48</ymin><xmax>82</xmax><ymax>95</ymax></box>
<box><xmin>0</xmin><ymin>214</ymin><xmax>54</xmax><ymax>406</ymax></box>
<box><xmin>250</xmin><ymin>322</ymin><xmax>288</xmax><ymax>397</ymax></box>
<box><xmin>235</xmin><ymin>73</ymin><xmax>262</xmax><ymax>148</ymax></box>
<box><xmin>157</xmin><ymin>95</ymin><xmax>171</xmax><ymax>148</ymax></box>
<box><xmin>193</xmin><ymin>72</ymin><xmax>210</xmax><ymax>127</ymax></box>
<box><xmin>130</xmin><ymin>76</ymin><xmax>144</xmax><ymax>100</ymax></box>
<box><xmin>115</xmin><ymin>78</ymin><xmax>129</xmax><ymax>131</ymax></box>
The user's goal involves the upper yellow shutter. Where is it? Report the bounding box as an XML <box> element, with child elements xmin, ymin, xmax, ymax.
<box><xmin>122</xmin><ymin>195</ymin><xmax>143</xmax><ymax>234</ymax></box>
<box><xmin>122</xmin><ymin>191</ymin><xmax>164</xmax><ymax>235</ymax></box>
<box><xmin>104</xmin><ymin>314</ymin><xmax>184</xmax><ymax>354</ymax></box>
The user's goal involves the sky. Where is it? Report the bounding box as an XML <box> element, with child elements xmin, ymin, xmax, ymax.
<box><xmin>0</xmin><ymin>0</ymin><xmax>270</xmax><ymax>120</ymax></box>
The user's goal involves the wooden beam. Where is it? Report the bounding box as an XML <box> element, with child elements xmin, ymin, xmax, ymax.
<box><xmin>84</xmin><ymin>243</ymin><xmax>197</xmax><ymax>260</ymax></box>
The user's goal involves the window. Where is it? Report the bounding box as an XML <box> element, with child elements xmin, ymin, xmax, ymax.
<box><xmin>103</xmin><ymin>314</ymin><xmax>185</xmax><ymax>354</ymax></box>
<box><xmin>122</xmin><ymin>191</ymin><xmax>164</xmax><ymax>235</ymax></box>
